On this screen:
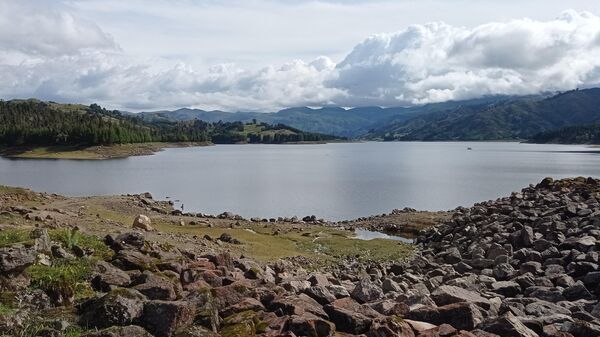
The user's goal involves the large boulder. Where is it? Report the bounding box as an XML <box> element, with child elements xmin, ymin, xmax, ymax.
<box><xmin>79</xmin><ymin>288</ymin><xmax>146</xmax><ymax>329</ymax></box>
<box><xmin>478</xmin><ymin>313</ymin><xmax>539</xmax><ymax>337</ymax></box>
<box><xmin>324</xmin><ymin>297</ymin><xmax>381</xmax><ymax>334</ymax></box>
<box><xmin>142</xmin><ymin>300</ymin><xmax>196</xmax><ymax>337</ymax></box>
<box><xmin>133</xmin><ymin>271</ymin><xmax>179</xmax><ymax>301</ymax></box>
<box><xmin>367</xmin><ymin>317</ymin><xmax>415</xmax><ymax>337</ymax></box>
<box><xmin>133</xmin><ymin>215</ymin><xmax>154</xmax><ymax>231</ymax></box>
<box><xmin>269</xmin><ymin>294</ymin><xmax>328</xmax><ymax>319</ymax></box>
<box><xmin>92</xmin><ymin>261</ymin><xmax>132</xmax><ymax>291</ymax></box>
<box><xmin>351</xmin><ymin>278</ymin><xmax>384</xmax><ymax>304</ymax></box>
<box><xmin>286</xmin><ymin>314</ymin><xmax>336</xmax><ymax>337</ymax></box>
<box><xmin>407</xmin><ymin>303</ymin><xmax>483</xmax><ymax>330</ymax></box>
<box><xmin>0</xmin><ymin>245</ymin><xmax>36</xmax><ymax>273</ymax></box>
<box><xmin>430</xmin><ymin>285</ymin><xmax>491</xmax><ymax>310</ymax></box>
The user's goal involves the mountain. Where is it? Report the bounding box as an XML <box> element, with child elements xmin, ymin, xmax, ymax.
<box><xmin>529</xmin><ymin>123</ymin><xmax>600</xmax><ymax>144</ymax></box>
<box><xmin>138</xmin><ymin>97</ymin><xmax>516</xmax><ymax>138</ymax></box>
<box><xmin>366</xmin><ymin>89</ymin><xmax>600</xmax><ymax>141</ymax></box>
<box><xmin>0</xmin><ymin>99</ymin><xmax>341</xmax><ymax>147</ymax></box>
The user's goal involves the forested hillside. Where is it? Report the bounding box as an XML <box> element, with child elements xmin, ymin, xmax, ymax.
<box><xmin>0</xmin><ymin>100</ymin><xmax>340</xmax><ymax>146</ymax></box>
<box><xmin>366</xmin><ymin>89</ymin><xmax>600</xmax><ymax>141</ymax></box>
<box><xmin>139</xmin><ymin>96</ymin><xmax>516</xmax><ymax>138</ymax></box>
<box><xmin>529</xmin><ymin>124</ymin><xmax>600</xmax><ymax>144</ymax></box>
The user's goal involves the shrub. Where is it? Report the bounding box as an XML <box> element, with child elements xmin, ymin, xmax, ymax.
<box><xmin>27</xmin><ymin>259</ymin><xmax>94</xmax><ymax>306</ymax></box>
<box><xmin>50</xmin><ymin>229</ymin><xmax>112</xmax><ymax>260</ymax></box>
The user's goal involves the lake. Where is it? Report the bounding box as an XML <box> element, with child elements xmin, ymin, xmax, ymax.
<box><xmin>0</xmin><ymin>142</ymin><xmax>599</xmax><ymax>220</ymax></box>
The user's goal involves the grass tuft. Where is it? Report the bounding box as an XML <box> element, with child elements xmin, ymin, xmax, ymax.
<box><xmin>50</xmin><ymin>229</ymin><xmax>113</xmax><ymax>260</ymax></box>
<box><xmin>27</xmin><ymin>259</ymin><xmax>94</xmax><ymax>305</ymax></box>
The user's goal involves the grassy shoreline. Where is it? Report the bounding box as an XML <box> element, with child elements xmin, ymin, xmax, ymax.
<box><xmin>0</xmin><ymin>142</ymin><xmax>212</xmax><ymax>160</ymax></box>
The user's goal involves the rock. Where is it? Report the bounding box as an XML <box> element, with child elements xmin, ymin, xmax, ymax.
<box><xmin>220</xmin><ymin>297</ymin><xmax>265</xmax><ymax>318</ymax></box>
<box><xmin>305</xmin><ymin>286</ymin><xmax>337</xmax><ymax>305</ymax></box>
<box><xmin>286</xmin><ymin>314</ymin><xmax>336</xmax><ymax>337</ymax></box>
<box><xmin>308</xmin><ymin>274</ymin><xmax>330</xmax><ymax>287</ymax></box>
<box><xmin>30</xmin><ymin>228</ymin><xmax>51</xmax><ymax>253</ymax></box>
<box><xmin>564</xmin><ymin>320</ymin><xmax>600</xmax><ymax>337</ymax></box>
<box><xmin>407</xmin><ymin>303</ymin><xmax>483</xmax><ymax>330</ymax></box>
<box><xmin>490</xmin><ymin>281</ymin><xmax>521</xmax><ymax>297</ymax></box>
<box><xmin>81</xmin><ymin>325</ymin><xmax>153</xmax><ymax>337</ymax></box>
<box><xmin>351</xmin><ymin>278</ymin><xmax>384</xmax><ymax>303</ymax></box>
<box><xmin>133</xmin><ymin>215</ymin><xmax>154</xmax><ymax>231</ymax></box>
<box><xmin>443</xmin><ymin>247</ymin><xmax>463</xmax><ymax>264</ymax></box>
<box><xmin>174</xmin><ymin>326</ymin><xmax>220</xmax><ymax>337</ymax></box>
<box><xmin>51</xmin><ymin>245</ymin><xmax>75</xmax><ymax>259</ymax></box>
<box><xmin>269</xmin><ymin>294</ymin><xmax>328</xmax><ymax>319</ymax></box>
<box><xmin>327</xmin><ymin>285</ymin><xmax>350</xmax><ymax>299</ymax></box>
<box><xmin>0</xmin><ymin>245</ymin><xmax>36</xmax><ymax>273</ymax></box>
<box><xmin>324</xmin><ymin>297</ymin><xmax>381</xmax><ymax>334</ymax></box>
<box><xmin>524</xmin><ymin>301</ymin><xmax>570</xmax><ymax>317</ymax></box>
<box><xmin>80</xmin><ymin>288</ymin><xmax>146</xmax><ymax>329</ymax></box>
<box><xmin>479</xmin><ymin>312</ymin><xmax>539</xmax><ymax>337</ymax></box>
<box><xmin>563</xmin><ymin>281</ymin><xmax>594</xmax><ymax>301</ymax></box>
<box><xmin>109</xmin><ymin>232</ymin><xmax>146</xmax><ymax>251</ymax></box>
<box><xmin>403</xmin><ymin>319</ymin><xmax>437</xmax><ymax>334</ymax></box>
<box><xmin>493</xmin><ymin>263</ymin><xmax>516</xmax><ymax>280</ymax></box>
<box><xmin>382</xmin><ymin>278</ymin><xmax>402</xmax><ymax>293</ymax></box>
<box><xmin>112</xmin><ymin>250</ymin><xmax>156</xmax><ymax>271</ymax></box>
<box><xmin>366</xmin><ymin>317</ymin><xmax>415</xmax><ymax>337</ymax></box>
<box><xmin>133</xmin><ymin>271</ymin><xmax>178</xmax><ymax>300</ymax></box>
<box><xmin>92</xmin><ymin>261</ymin><xmax>132</xmax><ymax>291</ymax></box>
<box><xmin>142</xmin><ymin>300</ymin><xmax>196</xmax><ymax>337</ymax></box>
<box><xmin>430</xmin><ymin>285</ymin><xmax>490</xmax><ymax>310</ymax></box>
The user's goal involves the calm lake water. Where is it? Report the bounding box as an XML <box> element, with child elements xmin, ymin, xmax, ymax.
<box><xmin>0</xmin><ymin>142</ymin><xmax>599</xmax><ymax>220</ymax></box>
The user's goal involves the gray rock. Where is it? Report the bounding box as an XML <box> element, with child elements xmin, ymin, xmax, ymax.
<box><xmin>351</xmin><ymin>278</ymin><xmax>384</xmax><ymax>304</ymax></box>
<box><xmin>80</xmin><ymin>288</ymin><xmax>146</xmax><ymax>329</ymax></box>
<box><xmin>0</xmin><ymin>245</ymin><xmax>36</xmax><ymax>273</ymax></box>
<box><xmin>479</xmin><ymin>312</ymin><xmax>539</xmax><ymax>337</ymax></box>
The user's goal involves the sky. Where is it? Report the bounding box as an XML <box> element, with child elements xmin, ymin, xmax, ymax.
<box><xmin>2</xmin><ymin>0</ymin><xmax>600</xmax><ymax>112</ymax></box>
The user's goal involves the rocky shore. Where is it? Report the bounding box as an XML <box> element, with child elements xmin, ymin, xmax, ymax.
<box><xmin>1</xmin><ymin>177</ymin><xmax>600</xmax><ymax>336</ymax></box>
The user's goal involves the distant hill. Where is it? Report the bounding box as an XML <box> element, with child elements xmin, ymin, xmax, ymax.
<box><xmin>0</xmin><ymin>100</ymin><xmax>341</xmax><ymax>147</ymax></box>
<box><xmin>365</xmin><ymin>89</ymin><xmax>600</xmax><ymax>141</ymax></box>
<box><xmin>138</xmin><ymin>96</ymin><xmax>516</xmax><ymax>138</ymax></box>
<box><xmin>529</xmin><ymin>124</ymin><xmax>600</xmax><ymax>144</ymax></box>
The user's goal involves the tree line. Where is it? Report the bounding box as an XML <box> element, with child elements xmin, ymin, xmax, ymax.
<box><xmin>0</xmin><ymin>100</ymin><xmax>339</xmax><ymax>146</ymax></box>
<box><xmin>529</xmin><ymin>124</ymin><xmax>600</xmax><ymax>144</ymax></box>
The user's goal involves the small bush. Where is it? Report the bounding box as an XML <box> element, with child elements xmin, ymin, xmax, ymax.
<box><xmin>27</xmin><ymin>259</ymin><xmax>94</xmax><ymax>306</ymax></box>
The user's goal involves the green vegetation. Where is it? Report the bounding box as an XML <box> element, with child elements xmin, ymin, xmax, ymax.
<box><xmin>27</xmin><ymin>259</ymin><xmax>94</xmax><ymax>305</ymax></box>
<box><xmin>0</xmin><ymin>229</ymin><xmax>31</xmax><ymax>247</ymax></box>
<box><xmin>529</xmin><ymin>123</ymin><xmax>600</xmax><ymax>144</ymax></box>
<box><xmin>366</xmin><ymin>88</ymin><xmax>600</xmax><ymax>141</ymax></box>
<box><xmin>0</xmin><ymin>303</ymin><xmax>15</xmax><ymax>315</ymax></box>
<box><xmin>155</xmin><ymin>222</ymin><xmax>412</xmax><ymax>266</ymax></box>
<box><xmin>0</xmin><ymin>100</ymin><xmax>341</xmax><ymax>150</ymax></box>
<box><xmin>50</xmin><ymin>228</ymin><xmax>113</xmax><ymax>260</ymax></box>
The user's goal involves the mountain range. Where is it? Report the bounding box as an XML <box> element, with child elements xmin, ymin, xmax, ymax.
<box><xmin>137</xmin><ymin>88</ymin><xmax>600</xmax><ymax>142</ymax></box>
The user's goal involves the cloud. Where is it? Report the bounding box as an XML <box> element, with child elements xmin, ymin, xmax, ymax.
<box><xmin>0</xmin><ymin>0</ymin><xmax>117</xmax><ymax>58</ymax></box>
<box><xmin>2</xmin><ymin>2</ymin><xmax>600</xmax><ymax>111</ymax></box>
<box><xmin>330</xmin><ymin>9</ymin><xmax>600</xmax><ymax>105</ymax></box>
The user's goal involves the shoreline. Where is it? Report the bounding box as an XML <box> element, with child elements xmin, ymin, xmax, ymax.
<box><xmin>1</xmin><ymin>177</ymin><xmax>599</xmax><ymax>336</ymax></box>
<box><xmin>0</xmin><ymin>142</ymin><xmax>212</xmax><ymax>160</ymax></box>
<box><xmin>0</xmin><ymin>140</ymin><xmax>354</xmax><ymax>160</ymax></box>
<box><xmin>1</xmin><ymin>140</ymin><xmax>596</xmax><ymax>160</ymax></box>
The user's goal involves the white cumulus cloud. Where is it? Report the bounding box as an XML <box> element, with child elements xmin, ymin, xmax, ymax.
<box><xmin>2</xmin><ymin>2</ymin><xmax>600</xmax><ymax>111</ymax></box>
<box><xmin>330</xmin><ymin>9</ymin><xmax>600</xmax><ymax>106</ymax></box>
